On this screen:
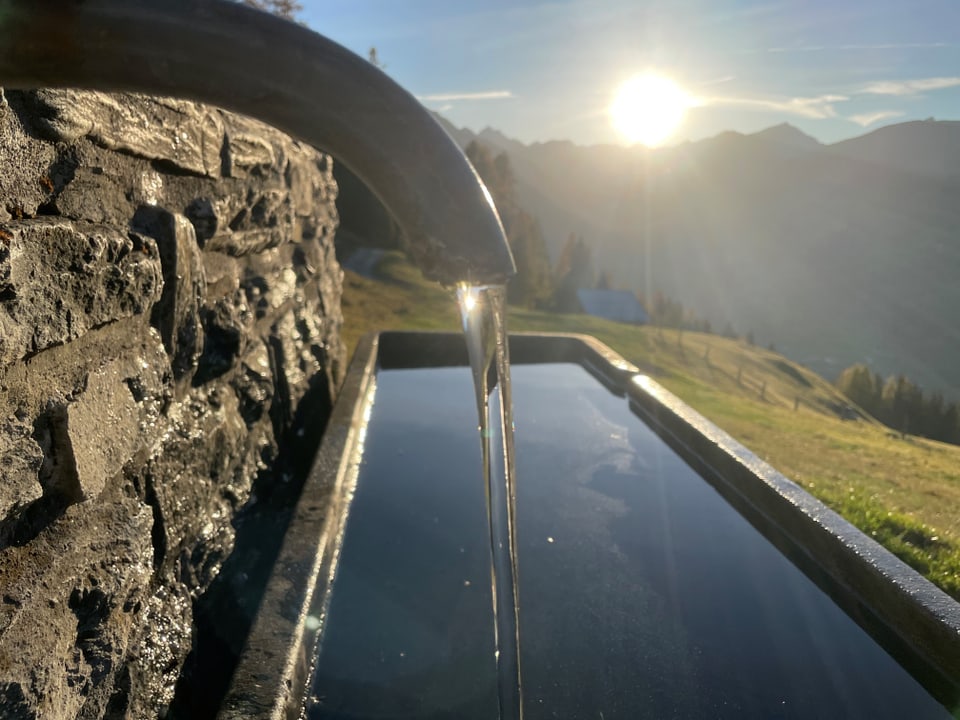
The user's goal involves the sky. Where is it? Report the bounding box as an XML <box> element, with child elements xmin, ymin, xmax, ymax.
<box><xmin>300</xmin><ymin>0</ymin><xmax>960</xmax><ymax>147</ymax></box>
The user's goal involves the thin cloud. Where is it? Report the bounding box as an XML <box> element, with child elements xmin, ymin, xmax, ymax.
<box><xmin>764</xmin><ymin>42</ymin><xmax>953</xmax><ymax>54</ymax></box>
<box><xmin>701</xmin><ymin>75</ymin><xmax>737</xmax><ymax>86</ymax></box>
<box><xmin>848</xmin><ymin>110</ymin><xmax>906</xmax><ymax>127</ymax></box>
<box><xmin>702</xmin><ymin>75</ymin><xmax>959</xmax><ymax>123</ymax></box>
<box><xmin>416</xmin><ymin>90</ymin><xmax>513</xmax><ymax>102</ymax></box>
<box><xmin>839</xmin><ymin>42</ymin><xmax>953</xmax><ymax>51</ymax></box>
<box><xmin>765</xmin><ymin>45</ymin><xmax>827</xmax><ymax>54</ymax></box>
<box><xmin>704</xmin><ymin>93</ymin><xmax>848</xmax><ymax>119</ymax></box>
<box><xmin>860</xmin><ymin>77</ymin><xmax>960</xmax><ymax>96</ymax></box>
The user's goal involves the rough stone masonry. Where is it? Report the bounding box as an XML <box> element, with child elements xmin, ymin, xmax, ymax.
<box><xmin>0</xmin><ymin>88</ymin><xmax>345</xmax><ymax>718</ymax></box>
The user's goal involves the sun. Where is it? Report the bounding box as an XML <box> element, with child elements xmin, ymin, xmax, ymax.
<box><xmin>609</xmin><ymin>74</ymin><xmax>692</xmax><ymax>147</ymax></box>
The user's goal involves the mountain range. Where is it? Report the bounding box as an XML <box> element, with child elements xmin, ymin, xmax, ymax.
<box><xmin>435</xmin><ymin>115</ymin><xmax>960</xmax><ymax>398</ymax></box>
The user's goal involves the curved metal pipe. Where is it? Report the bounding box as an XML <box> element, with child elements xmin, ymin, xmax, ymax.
<box><xmin>0</xmin><ymin>0</ymin><xmax>515</xmax><ymax>285</ymax></box>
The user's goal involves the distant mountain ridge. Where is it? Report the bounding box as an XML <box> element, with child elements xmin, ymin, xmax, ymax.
<box><xmin>433</xmin><ymin>113</ymin><xmax>960</xmax><ymax>396</ymax></box>
<box><xmin>750</xmin><ymin>123</ymin><xmax>822</xmax><ymax>155</ymax></box>
<box><xmin>830</xmin><ymin>120</ymin><xmax>960</xmax><ymax>178</ymax></box>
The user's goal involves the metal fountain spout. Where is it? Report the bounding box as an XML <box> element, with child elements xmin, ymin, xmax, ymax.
<box><xmin>0</xmin><ymin>0</ymin><xmax>516</xmax><ymax>286</ymax></box>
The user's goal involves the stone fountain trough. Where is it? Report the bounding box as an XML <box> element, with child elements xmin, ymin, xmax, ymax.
<box><xmin>219</xmin><ymin>331</ymin><xmax>960</xmax><ymax>720</ymax></box>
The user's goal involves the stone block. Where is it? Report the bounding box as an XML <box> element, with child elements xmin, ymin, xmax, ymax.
<box><xmin>0</xmin><ymin>495</ymin><xmax>153</xmax><ymax>719</ymax></box>
<box><xmin>119</xmin><ymin>583</ymin><xmax>193</xmax><ymax>720</ymax></box>
<box><xmin>61</xmin><ymin>356</ymin><xmax>160</xmax><ymax>502</ymax></box>
<box><xmin>0</xmin><ymin>415</ymin><xmax>43</xmax><ymax>521</ymax></box>
<box><xmin>0</xmin><ymin>220</ymin><xmax>163</xmax><ymax>364</ymax></box>
<box><xmin>0</xmin><ymin>88</ymin><xmax>57</xmax><ymax>223</ymax></box>
<box><xmin>133</xmin><ymin>207</ymin><xmax>207</xmax><ymax>389</ymax></box>
<box><xmin>23</xmin><ymin>90</ymin><xmax>224</xmax><ymax>178</ymax></box>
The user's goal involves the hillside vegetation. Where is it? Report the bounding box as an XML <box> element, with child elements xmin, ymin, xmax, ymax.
<box><xmin>340</xmin><ymin>250</ymin><xmax>960</xmax><ymax>601</ymax></box>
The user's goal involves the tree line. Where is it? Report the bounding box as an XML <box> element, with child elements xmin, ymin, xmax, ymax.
<box><xmin>465</xmin><ymin>141</ymin><xmax>556</xmax><ymax>307</ymax></box>
<box><xmin>836</xmin><ymin>364</ymin><xmax>960</xmax><ymax>444</ymax></box>
<box><xmin>644</xmin><ymin>291</ymin><xmax>724</xmax><ymax>335</ymax></box>
<box><xmin>467</xmin><ymin>140</ymin><xmax>636</xmax><ymax>311</ymax></box>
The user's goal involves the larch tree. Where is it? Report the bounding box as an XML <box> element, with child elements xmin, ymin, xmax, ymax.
<box><xmin>242</xmin><ymin>0</ymin><xmax>303</xmax><ymax>20</ymax></box>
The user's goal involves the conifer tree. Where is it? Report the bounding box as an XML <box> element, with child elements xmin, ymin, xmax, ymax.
<box><xmin>242</xmin><ymin>0</ymin><xmax>303</xmax><ymax>20</ymax></box>
<box><xmin>836</xmin><ymin>364</ymin><xmax>881</xmax><ymax>416</ymax></box>
<box><xmin>465</xmin><ymin>141</ymin><xmax>553</xmax><ymax>307</ymax></box>
<box><xmin>552</xmin><ymin>234</ymin><xmax>594</xmax><ymax>312</ymax></box>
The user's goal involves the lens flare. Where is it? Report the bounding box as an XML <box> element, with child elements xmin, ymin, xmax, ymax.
<box><xmin>459</xmin><ymin>285</ymin><xmax>479</xmax><ymax>312</ymax></box>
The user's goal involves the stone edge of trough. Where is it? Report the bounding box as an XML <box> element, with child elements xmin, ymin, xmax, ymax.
<box><xmin>217</xmin><ymin>332</ymin><xmax>380</xmax><ymax>720</ymax></box>
<box><xmin>626</xmin><ymin>370</ymin><xmax>960</xmax><ymax>697</ymax></box>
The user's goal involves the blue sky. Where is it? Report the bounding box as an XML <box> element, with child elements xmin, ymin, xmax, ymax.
<box><xmin>301</xmin><ymin>0</ymin><xmax>960</xmax><ymax>146</ymax></box>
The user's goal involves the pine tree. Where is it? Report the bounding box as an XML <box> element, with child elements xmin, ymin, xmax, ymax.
<box><xmin>837</xmin><ymin>363</ymin><xmax>960</xmax><ymax>446</ymax></box>
<box><xmin>922</xmin><ymin>392</ymin><xmax>947</xmax><ymax>441</ymax></box>
<box><xmin>242</xmin><ymin>0</ymin><xmax>303</xmax><ymax>20</ymax></box>
<box><xmin>943</xmin><ymin>403</ymin><xmax>960</xmax><ymax>444</ymax></box>
<box><xmin>596</xmin><ymin>270</ymin><xmax>613</xmax><ymax>290</ymax></box>
<box><xmin>836</xmin><ymin>364</ymin><xmax>881</xmax><ymax>417</ymax></box>
<box><xmin>880</xmin><ymin>374</ymin><xmax>923</xmax><ymax>434</ymax></box>
<box><xmin>465</xmin><ymin>141</ymin><xmax>553</xmax><ymax>308</ymax></box>
<box><xmin>465</xmin><ymin>141</ymin><xmax>496</xmax><ymax>186</ymax></box>
<box><xmin>552</xmin><ymin>234</ymin><xmax>594</xmax><ymax>312</ymax></box>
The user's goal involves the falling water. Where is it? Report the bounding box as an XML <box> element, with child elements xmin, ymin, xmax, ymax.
<box><xmin>457</xmin><ymin>284</ymin><xmax>523</xmax><ymax>720</ymax></box>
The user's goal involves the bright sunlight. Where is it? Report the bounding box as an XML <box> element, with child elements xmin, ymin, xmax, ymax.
<box><xmin>609</xmin><ymin>73</ymin><xmax>692</xmax><ymax>147</ymax></box>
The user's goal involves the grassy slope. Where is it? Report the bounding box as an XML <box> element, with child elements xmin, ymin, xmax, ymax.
<box><xmin>340</xmin><ymin>251</ymin><xmax>960</xmax><ymax>600</ymax></box>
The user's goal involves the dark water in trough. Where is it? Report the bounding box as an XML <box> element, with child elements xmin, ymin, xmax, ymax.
<box><xmin>306</xmin><ymin>362</ymin><xmax>952</xmax><ymax>719</ymax></box>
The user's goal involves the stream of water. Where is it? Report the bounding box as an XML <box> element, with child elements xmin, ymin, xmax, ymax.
<box><xmin>457</xmin><ymin>284</ymin><xmax>523</xmax><ymax>720</ymax></box>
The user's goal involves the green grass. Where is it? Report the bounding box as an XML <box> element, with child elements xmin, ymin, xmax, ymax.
<box><xmin>339</xmin><ymin>250</ymin><xmax>960</xmax><ymax>601</ymax></box>
<box><xmin>339</xmin><ymin>252</ymin><xmax>460</xmax><ymax>354</ymax></box>
<box><xmin>818</xmin><ymin>486</ymin><xmax>960</xmax><ymax>599</ymax></box>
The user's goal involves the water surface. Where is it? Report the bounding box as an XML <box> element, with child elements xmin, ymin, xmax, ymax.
<box><xmin>307</xmin><ymin>363</ymin><xmax>952</xmax><ymax>719</ymax></box>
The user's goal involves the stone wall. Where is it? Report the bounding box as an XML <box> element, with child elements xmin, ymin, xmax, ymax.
<box><xmin>0</xmin><ymin>89</ymin><xmax>344</xmax><ymax>718</ymax></box>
